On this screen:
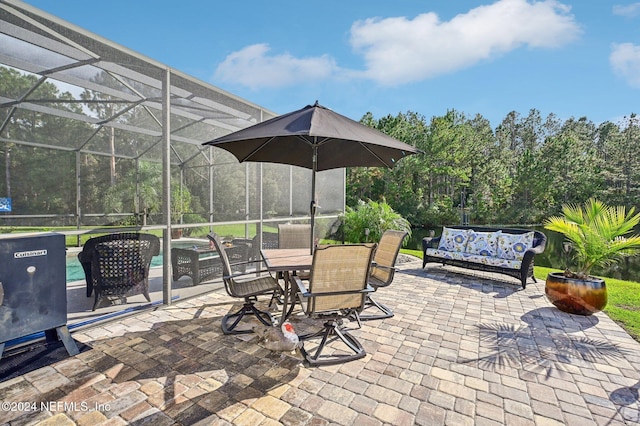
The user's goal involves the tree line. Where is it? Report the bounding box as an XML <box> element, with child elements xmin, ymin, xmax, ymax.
<box><xmin>348</xmin><ymin>109</ymin><xmax>640</xmax><ymax>228</ymax></box>
<box><xmin>3</xmin><ymin>67</ymin><xmax>640</xmax><ymax>229</ymax></box>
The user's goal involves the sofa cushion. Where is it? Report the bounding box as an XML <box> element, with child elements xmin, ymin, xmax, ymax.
<box><xmin>497</xmin><ymin>232</ymin><xmax>534</xmax><ymax>261</ymax></box>
<box><xmin>426</xmin><ymin>248</ymin><xmax>522</xmax><ymax>269</ymax></box>
<box><xmin>463</xmin><ymin>254</ymin><xmax>522</xmax><ymax>269</ymax></box>
<box><xmin>466</xmin><ymin>230</ymin><xmax>501</xmax><ymax>256</ymax></box>
<box><xmin>437</xmin><ymin>227</ymin><xmax>470</xmax><ymax>252</ymax></box>
<box><xmin>426</xmin><ymin>248</ymin><xmax>468</xmax><ymax>261</ymax></box>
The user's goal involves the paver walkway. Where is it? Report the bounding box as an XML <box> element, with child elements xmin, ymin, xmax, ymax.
<box><xmin>1</xmin><ymin>260</ymin><xmax>639</xmax><ymax>425</ymax></box>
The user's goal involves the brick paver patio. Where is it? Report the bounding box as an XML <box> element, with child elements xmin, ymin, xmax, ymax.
<box><xmin>1</xmin><ymin>260</ymin><xmax>639</xmax><ymax>425</ymax></box>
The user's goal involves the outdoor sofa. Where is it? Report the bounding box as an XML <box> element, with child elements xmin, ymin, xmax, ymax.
<box><xmin>422</xmin><ymin>226</ymin><xmax>546</xmax><ymax>288</ymax></box>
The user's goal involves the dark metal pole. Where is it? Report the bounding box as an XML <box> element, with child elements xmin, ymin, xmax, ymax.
<box><xmin>310</xmin><ymin>143</ymin><xmax>317</xmax><ymax>254</ymax></box>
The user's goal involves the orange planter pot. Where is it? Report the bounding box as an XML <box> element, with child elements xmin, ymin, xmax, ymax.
<box><xmin>545</xmin><ymin>272</ymin><xmax>607</xmax><ymax>315</ymax></box>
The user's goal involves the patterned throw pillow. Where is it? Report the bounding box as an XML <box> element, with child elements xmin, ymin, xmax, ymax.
<box><xmin>466</xmin><ymin>230</ymin><xmax>501</xmax><ymax>256</ymax></box>
<box><xmin>437</xmin><ymin>227</ymin><xmax>470</xmax><ymax>252</ymax></box>
<box><xmin>496</xmin><ymin>232</ymin><xmax>534</xmax><ymax>260</ymax></box>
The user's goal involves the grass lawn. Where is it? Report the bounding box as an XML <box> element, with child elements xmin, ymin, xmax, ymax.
<box><xmin>0</xmin><ymin>224</ymin><xmax>278</xmax><ymax>247</ymax></box>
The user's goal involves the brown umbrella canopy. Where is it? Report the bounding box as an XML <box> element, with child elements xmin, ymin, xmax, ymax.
<box><xmin>203</xmin><ymin>102</ymin><xmax>421</xmax><ymax>251</ymax></box>
<box><xmin>203</xmin><ymin>102</ymin><xmax>420</xmax><ymax>170</ymax></box>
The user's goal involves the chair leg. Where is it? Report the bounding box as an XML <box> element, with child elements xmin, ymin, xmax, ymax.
<box><xmin>285</xmin><ymin>292</ymin><xmax>299</xmax><ymax>319</ymax></box>
<box><xmin>358</xmin><ymin>295</ymin><xmax>394</xmax><ymax>321</ymax></box>
<box><xmin>268</xmin><ymin>285</ymin><xmax>285</xmax><ymax>308</ymax></box>
<box><xmin>298</xmin><ymin>319</ymin><xmax>366</xmax><ymax>366</ymax></box>
<box><xmin>92</xmin><ymin>294</ymin><xmax>128</xmax><ymax>311</ymax></box>
<box><xmin>221</xmin><ymin>301</ymin><xmax>274</xmax><ymax>335</ymax></box>
<box><xmin>92</xmin><ymin>293</ymin><xmax>101</xmax><ymax>311</ymax></box>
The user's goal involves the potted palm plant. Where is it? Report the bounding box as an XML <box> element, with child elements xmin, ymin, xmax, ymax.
<box><xmin>543</xmin><ymin>198</ymin><xmax>640</xmax><ymax>315</ymax></box>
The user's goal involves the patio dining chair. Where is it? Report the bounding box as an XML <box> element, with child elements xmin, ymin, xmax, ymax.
<box><xmin>360</xmin><ymin>230</ymin><xmax>408</xmax><ymax>320</ymax></box>
<box><xmin>278</xmin><ymin>223</ymin><xmax>312</xmax><ymax>280</ymax></box>
<box><xmin>278</xmin><ymin>224</ymin><xmax>311</xmax><ymax>250</ymax></box>
<box><xmin>208</xmin><ymin>233</ymin><xmax>281</xmax><ymax>335</ymax></box>
<box><xmin>78</xmin><ymin>233</ymin><xmax>160</xmax><ymax>311</ymax></box>
<box><xmin>293</xmin><ymin>243</ymin><xmax>376</xmax><ymax>366</ymax></box>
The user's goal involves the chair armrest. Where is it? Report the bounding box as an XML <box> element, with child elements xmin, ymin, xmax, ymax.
<box><xmin>293</xmin><ymin>275</ymin><xmax>308</xmax><ymax>294</ymax></box>
<box><xmin>228</xmin><ymin>258</ymin><xmax>265</xmax><ymax>268</ymax></box>
<box><xmin>372</xmin><ymin>264</ymin><xmax>396</xmax><ymax>273</ymax></box>
<box><xmin>295</xmin><ymin>283</ymin><xmax>375</xmax><ymax>299</ymax></box>
<box><xmin>223</xmin><ymin>268</ymin><xmax>274</xmax><ymax>281</ymax></box>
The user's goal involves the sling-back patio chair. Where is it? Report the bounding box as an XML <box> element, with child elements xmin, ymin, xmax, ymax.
<box><xmin>78</xmin><ymin>233</ymin><xmax>160</xmax><ymax>311</ymax></box>
<box><xmin>235</xmin><ymin>231</ymin><xmax>284</xmax><ymax>308</ymax></box>
<box><xmin>360</xmin><ymin>230</ymin><xmax>408</xmax><ymax>321</ymax></box>
<box><xmin>278</xmin><ymin>223</ymin><xmax>311</xmax><ymax>249</ymax></box>
<box><xmin>208</xmin><ymin>233</ymin><xmax>281</xmax><ymax>335</ymax></box>
<box><xmin>278</xmin><ymin>223</ymin><xmax>312</xmax><ymax>280</ymax></box>
<box><xmin>293</xmin><ymin>243</ymin><xmax>376</xmax><ymax>366</ymax></box>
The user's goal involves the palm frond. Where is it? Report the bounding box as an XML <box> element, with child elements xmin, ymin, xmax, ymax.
<box><xmin>544</xmin><ymin>198</ymin><xmax>640</xmax><ymax>276</ymax></box>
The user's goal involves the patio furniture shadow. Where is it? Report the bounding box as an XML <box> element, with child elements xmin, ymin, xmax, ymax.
<box><xmin>14</xmin><ymin>306</ymin><xmax>302</xmax><ymax>424</ymax></box>
<box><xmin>610</xmin><ymin>380</ymin><xmax>640</xmax><ymax>423</ymax></box>
<box><xmin>402</xmin><ymin>265</ymin><xmax>522</xmax><ymax>299</ymax></box>
<box><xmin>0</xmin><ymin>340</ymin><xmax>91</xmax><ymax>382</ymax></box>
<box><xmin>65</xmin><ymin>275</ymin><xmax>225</xmax><ymax>315</ymax></box>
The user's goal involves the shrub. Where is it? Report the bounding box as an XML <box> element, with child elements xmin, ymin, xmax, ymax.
<box><xmin>342</xmin><ymin>199</ymin><xmax>411</xmax><ymax>243</ymax></box>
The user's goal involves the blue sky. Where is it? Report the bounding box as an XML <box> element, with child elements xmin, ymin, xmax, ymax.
<box><xmin>22</xmin><ymin>0</ymin><xmax>640</xmax><ymax>128</ymax></box>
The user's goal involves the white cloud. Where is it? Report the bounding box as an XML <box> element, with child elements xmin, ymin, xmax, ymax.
<box><xmin>350</xmin><ymin>0</ymin><xmax>581</xmax><ymax>86</ymax></box>
<box><xmin>214</xmin><ymin>44</ymin><xmax>340</xmax><ymax>89</ymax></box>
<box><xmin>610</xmin><ymin>43</ymin><xmax>640</xmax><ymax>88</ymax></box>
<box><xmin>613</xmin><ymin>3</ymin><xmax>640</xmax><ymax>17</ymax></box>
<box><xmin>213</xmin><ymin>0</ymin><xmax>580</xmax><ymax>89</ymax></box>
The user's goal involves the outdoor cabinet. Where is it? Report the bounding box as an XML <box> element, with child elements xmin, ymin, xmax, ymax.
<box><xmin>0</xmin><ymin>233</ymin><xmax>78</xmax><ymax>358</ymax></box>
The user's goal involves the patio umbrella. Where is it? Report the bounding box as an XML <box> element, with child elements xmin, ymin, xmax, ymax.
<box><xmin>203</xmin><ymin>101</ymin><xmax>421</xmax><ymax>252</ymax></box>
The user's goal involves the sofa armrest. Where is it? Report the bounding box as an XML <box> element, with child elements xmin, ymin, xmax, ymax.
<box><xmin>527</xmin><ymin>243</ymin><xmax>546</xmax><ymax>255</ymax></box>
<box><xmin>422</xmin><ymin>237</ymin><xmax>440</xmax><ymax>251</ymax></box>
<box><xmin>520</xmin><ymin>245</ymin><xmax>543</xmax><ymax>279</ymax></box>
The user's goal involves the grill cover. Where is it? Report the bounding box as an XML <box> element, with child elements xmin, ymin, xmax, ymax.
<box><xmin>0</xmin><ymin>233</ymin><xmax>67</xmax><ymax>343</ymax></box>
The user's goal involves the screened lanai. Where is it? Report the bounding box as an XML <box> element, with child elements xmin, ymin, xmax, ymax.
<box><xmin>0</xmin><ymin>0</ymin><xmax>345</xmax><ymax>320</ymax></box>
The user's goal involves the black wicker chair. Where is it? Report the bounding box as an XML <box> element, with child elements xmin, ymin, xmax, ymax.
<box><xmin>78</xmin><ymin>233</ymin><xmax>160</xmax><ymax>310</ymax></box>
<box><xmin>235</xmin><ymin>232</ymin><xmax>280</xmax><ymax>263</ymax></box>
